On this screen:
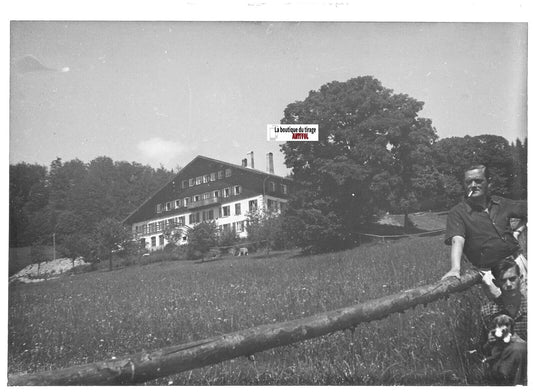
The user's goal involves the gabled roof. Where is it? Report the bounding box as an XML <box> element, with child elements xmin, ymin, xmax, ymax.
<box><xmin>123</xmin><ymin>155</ymin><xmax>291</xmax><ymax>225</ymax></box>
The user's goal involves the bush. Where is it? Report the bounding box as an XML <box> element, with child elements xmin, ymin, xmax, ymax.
<box><xmin>218</xmin><ymin>228</ymin><xmax>239</xmax><ymax>248</ymax></box>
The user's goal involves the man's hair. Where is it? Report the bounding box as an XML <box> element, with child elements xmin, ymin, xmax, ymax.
<box><xmin>491</xmin><ymin>259</ymin><xmax>520</xmax><ymax>280</ymax></box>
<box><xmin>464</xmin><ymin>164</ymin><xmax>490</xmax><ymax>181</ymax></box>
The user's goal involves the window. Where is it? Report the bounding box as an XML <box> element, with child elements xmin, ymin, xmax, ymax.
<box><xmin>140</xmin><ymin>238</ymin><xmax>146</xmax><ymax>248</ymax></box>
<box><xmin>222</xmin><ymin>223</ymin><xmax>231</xmax><ymax>232</ymax></box>
<box><xmin>203</xmin><ymin>174</ymin><xmax>209</xmax><ymax>183</ymax></box>
<box><xmin>225</xmin><ymin>168</ymin><xmax>232</xmax><ymax>177</ymax></box>
<box><xmin>249</xmin><ymin>199</ymin><xmax>258</xmax><ymax>211</ymax></box>
<box><xmin>156</xmin><ymin>221</ymin><xmax>161</xmax><ymax>232</ymax></box>
<box><xmin>281</xmin><ymin>184</ymin><xmax>288</xmax><ymax>194</ymax></box>
<box><xmin>210</xmin><ymin>172</ymin><xmax>216</xmax><ymax>181</ymax></box>
<box><xmin>159</xmin><ymin>235</ymin><xmax>164</xmax><ymax>246</ymax></box>
<box><xmin>269</xmin><ymin>181</ymin><xmax>276</xmax><ymax>192</ymax></box>
<box><xmin>208</xmin><ymin>209</ymin><xmax>214</xmax><ymax>220</ymax></box>
<box><xmin>196</xmin><ymin>176</ymin><xmax>202</xmax><ymax>185</ymax></box>
<box><xmin>202</xmin><ymin>211</ymin><xmax>208</xmax><ymax>221</ymax></box>
<box><xmin>151</xmin><ymin>236</ymin><xmax>156</xmax><ymax>247</ymax></box>
<box><xmin>178</xmin><ymin>216</ymin><xmax>185</xmax><ymax>226</ymax></box>
<box><xmin>222</xmin><ymin>206</ymin><xmax>230</xmax><ymax>217</ymax></box>
<box><xmin>189</xmin><ymin>178</ymin><xmax>195</xmax><ymax>187</ymax></box>
<box><xmin>236</xmin><ymin>221</ymin><xmax>245</xmax><ymax>232</ymax></box>
<box><xmin>156</xmin><ymin>204</ymin><xmax>163</xmax><ymax>213</ymax></box>
<box><xmin>235</xmin><ymin>203</ymin><xmax>241</xmax><ymax>215</ymax></box>
<box><xmin>189</xmin><ymin>212</ymin><xmax>200</xmax><ymax>224</ymax></box>
<box><xmin>165</xmin><ymin>202</ymin><xmax>172</xmax><ymax>211</ymax></box>
<box><xmin>267</xmin><ymin>199</ymin><xmax>280</xmax><ymax>211</ymax></box>
<box><xmin>175</xmin><ymin>199</ymin><xmax>181</xmax><ymax>208</ymax></box>
<box><xmin>203</xmin><ymin>192</ymin><xmax>210</xmax><ymax>200</ymax></box>
<box><xmin>194</xmin><ymin>195</ymin><xmax>201</xmax><ymax>202</ymax></box>
<box><xmin>149</xmin><ymin>223</ymin><xmax>155</xmax><ymax>233</ymax></box>
<box><xmin>224</xmin><ymin>188</ymin><xmax>231</xmax><ymax>198</ymax></box>
<box><xmin>184</xmin><ymin>197</ymin><xmax>190</xmax><ymax>207</ymax></box>
<box><xmin>218</xmin><ymin>170</ymin><xmax>224</xmax><ymax>179</ymax></box>
<box><xmin>234</xmin><ymin>185</ymin><xmax>241</xmax><ymax>195</ymax></box>
<box><xmin>182</xmin><ymin>180</ymin><xmax>188</xmax><ymax>189</ymax></box>
<box><xmin>142</xmin><ymin>224</ymin><xmax>147</xmax><ymax>235</ymax></box>
<box><xmin>213</xmin><ymin>190</ymin><xmax>220</xmax><ymax>198</ymax></box>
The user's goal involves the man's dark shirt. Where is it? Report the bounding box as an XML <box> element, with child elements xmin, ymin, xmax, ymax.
<box><xmin>445</xmin><ymin>196</ymin><xmax>526</xmax><ymax>268</ymax></box>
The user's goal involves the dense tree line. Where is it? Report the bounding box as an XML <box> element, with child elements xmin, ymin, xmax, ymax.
<box><xmin>10</xmin><ymin>157</ymin><xmax>176</xmax><ymax>248</ymax></box>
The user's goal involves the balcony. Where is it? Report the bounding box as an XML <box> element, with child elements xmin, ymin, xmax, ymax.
<box><xmin>187</xmin><ymin>197</ymin><xmax>221</xmax><ymax>209</ymax></box>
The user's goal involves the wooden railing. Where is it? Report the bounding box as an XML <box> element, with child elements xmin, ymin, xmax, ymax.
<box><xmin>8</xmin><ymin>270</ymin><xmax>482</xmax><ymax>386</ymax></box>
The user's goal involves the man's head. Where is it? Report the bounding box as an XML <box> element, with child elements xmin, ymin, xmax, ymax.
<box><xmin>463</xmin><ymin>165</ymin><xmax>490</xmax><ymax>200</ymax></box>
<box><xmin>491</xmin><ymin>259</ymin><xmax>521</xmax><ymax>296</ymax></box>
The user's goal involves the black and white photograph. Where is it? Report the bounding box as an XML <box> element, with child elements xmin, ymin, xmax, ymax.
<box><xmin>6</xmin><ymin>1</ymin><xmax>529</xmax><ymax>386</ymax></box>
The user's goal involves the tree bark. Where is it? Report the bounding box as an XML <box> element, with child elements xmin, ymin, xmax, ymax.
<box><xmin>8</xmin><ymin>270</ymin><xmax>482</xmax><ymax>386</ymax></box>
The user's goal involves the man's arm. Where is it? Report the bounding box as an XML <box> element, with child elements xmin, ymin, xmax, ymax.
<box><xmin>441</xmin><ymin>235</ymin><xmax>464</xmax><ymax>280</ymax></box>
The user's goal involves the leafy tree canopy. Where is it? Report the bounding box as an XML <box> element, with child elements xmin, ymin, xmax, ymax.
<box><xmin>280</xmin><ymin>76</ymin><xmax>437</xmax><ymax>251</ymax></box>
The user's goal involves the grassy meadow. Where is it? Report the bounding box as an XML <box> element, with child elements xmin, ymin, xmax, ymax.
<box><xmin>8</xmin><ymin>235</ymin><xmax>488</xmax><ymax>385</ymax></box>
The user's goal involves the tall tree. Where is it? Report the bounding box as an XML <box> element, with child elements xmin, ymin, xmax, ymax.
<box><xmin>9</xmin><ymin>163</ymin><xmax>48</xmax><ymax>246</ymax></box>
<box><xmin>94</xmin><ymin>218</ymin><xmax>130</xmax><ymax>271</ymax></box>
<box><xmin>246</xmin><ymin>208</ymin><xmax>286</xmax><ymax>254</ymax></box>
<box><xmin>280</xmin><ymin>76</ymin><xmax>437</xmax><ymax>252</ymax></box>
<box><xmin>186</xmin><ymin>221</ymin><xmax>218</xmax><ymax>261</ymax></box>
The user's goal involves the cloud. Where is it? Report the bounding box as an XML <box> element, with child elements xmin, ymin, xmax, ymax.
<box><xmin>15</xmin><ymin>55</ymin><xmax>69</xmax><ymax>74</ymax></box>
<box><xmin>137</xmin><ymin>137</ymin><xmax>186</xmax><ymax>168</ymax></box>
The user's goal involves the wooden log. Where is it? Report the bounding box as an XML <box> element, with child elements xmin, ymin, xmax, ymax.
<box><xmin>8</xmin><ymin>270</ymin><xmax>482</xmax><ymax>386</ymax></box>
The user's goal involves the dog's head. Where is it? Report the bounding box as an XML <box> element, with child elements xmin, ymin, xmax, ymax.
<box><xmin>489</xmin><ymin>314</ymin><xmax>514</xmax><ymax>344</ymax></box>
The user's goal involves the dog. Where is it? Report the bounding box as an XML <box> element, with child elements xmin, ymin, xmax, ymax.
<box><xmin>482</xmin><ymin>314</ymin><xmax>517</xmax><ymax>364</ymax></box>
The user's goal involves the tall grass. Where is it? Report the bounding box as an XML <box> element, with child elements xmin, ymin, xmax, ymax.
<box><xmin>8</xmin><ymin>236</ymin><xmax>487</xmax><ymax>385</ymax></box>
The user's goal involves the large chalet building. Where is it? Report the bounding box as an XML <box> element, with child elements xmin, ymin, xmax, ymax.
<box><xmin>123</xmin><ymin>153</ymin><xmax>291</xmax><ymax>251</ymax></box>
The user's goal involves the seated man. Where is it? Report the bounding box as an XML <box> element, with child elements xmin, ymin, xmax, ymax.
<box><xmin>442</xmin><ymin>165</ymin><xmax>527</xmax><ymax>299</ymax></box>
<box><xmin>480</xmin><ymin>259</ymin><xmax>527</xmax><ymax>385</ymax></box>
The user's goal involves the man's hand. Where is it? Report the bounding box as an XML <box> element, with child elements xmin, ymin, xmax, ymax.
<box><xmin>441</xmin><ymin>269</ymin><xmax>461</xmax><ymax>280</ymax></box>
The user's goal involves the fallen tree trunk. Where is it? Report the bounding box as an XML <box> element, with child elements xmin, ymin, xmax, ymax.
<box><xmin>8</xmin><ymin>270</ymin><xmax>482</xmax><ymax>386</ymax></box>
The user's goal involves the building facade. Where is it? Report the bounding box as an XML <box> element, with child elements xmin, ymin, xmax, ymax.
<box><xmin>123</xmin><ymin>155</ymin><xmax>291</xmax><ymax>251</ymax></box>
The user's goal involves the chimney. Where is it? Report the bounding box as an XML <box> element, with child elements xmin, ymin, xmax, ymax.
<box><xmin>247</xmin><ymin>151</ymin><xmax>255</xmax><ymax>169</ymax></box>
<box><xmin>241</xmin><ymin>158</ymin><xmax>247</xmax><ymax>167</ymax></box>
<box><xmin>266</xmin><ymin>152</ymin><xmax>274</xmax><ymax>174</ymax></box>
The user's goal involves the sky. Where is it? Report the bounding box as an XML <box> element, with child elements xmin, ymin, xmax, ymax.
<box><xmin>9</xmin><ymin>19</ymin><xmax>528</xmax><ymax>177</ymax></box>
